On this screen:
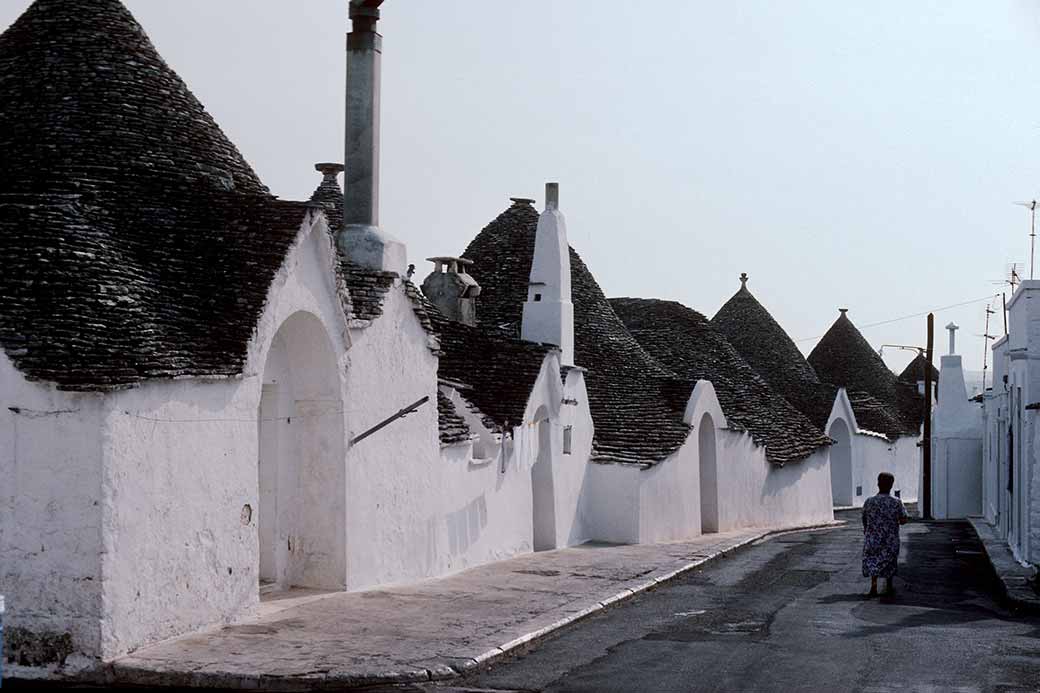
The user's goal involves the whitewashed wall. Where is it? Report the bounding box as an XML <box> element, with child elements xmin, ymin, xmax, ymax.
<box><xmin>930</xmin><ymin>354</ymin><xmax>984</xmax><ymax>519</ymax></box>
<box><xmin>99</xmin><ymin>213</ymin><xmax>351</xmax><ymax>659</ymax></box>
<box><xmin>825</xmin><ymin>389</ymin><xmax>920</xmax><ymax>508</ymax></box>
<box><xmin>583</xmin><ymin>380</ymin><xmax>834</xmax><ymax>544</ymax></box>
<box><xmin>543</xmin><ymin>369</ymin><xmax>594</xmax><ymax>549</ymax></box>
<box><xmin>1004</xmin><ymin>282</ymin><xmax>1040</xmax><ymax>564</ymax></box>
<box><xmin>854</xmin><ymin>435</ymin><xmax>919</xmax><ymax>506</ymax></box>
<box><xmin>407</xmin><ymin>353</ymin><xmax>590</xmax><ymax>581</ymax></box>
<box><xmin>341</xmin><ymin>284</ymin><xmax>441</xmax><ymax>589</ymax></box>
<box><xmin>715</xmin><ymin>440</ymin><xmax>833</xmax><ymax>532</ymax></box>
<box><xmin>0</xmin><ymin>353</ymin><xmax>106</xmax><ymax>666</ymax></box>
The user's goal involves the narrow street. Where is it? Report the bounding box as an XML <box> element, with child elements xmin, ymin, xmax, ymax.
<box><xmin>425</xmin><ymin>512</ymin><xmax>1040</xmax><ymax>693</ymax></box>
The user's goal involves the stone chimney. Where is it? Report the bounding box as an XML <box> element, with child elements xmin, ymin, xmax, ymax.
<box><xmin>339</xmin><ymin>0</ymin><xmax>407</xmax><ymax>274</ymax></box>
<box><xmin>421</xmin><ymin>257</ymin><xmax>481</xmax><ymax>326</ymax></box>
<box><xmin>310</xmin><ymin>163</ymin><xmax>345</xmax><ymax>232</ymax></box>
<box><xmin>521</xmin><ymin>183</ymin><xmax>574</xmax><ymax>366</ymax></box>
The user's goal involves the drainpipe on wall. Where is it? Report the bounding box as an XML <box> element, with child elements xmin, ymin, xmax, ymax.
<box><xmin>340</xmin><ymin>0</ymin><xmax>407</xmax><ymax>275</ymax></box>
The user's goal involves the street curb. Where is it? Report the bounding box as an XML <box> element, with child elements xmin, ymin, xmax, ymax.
<box><xmin>447</xmin><ymin>519</ymin><xmax>846</xmax><ymax>679</ymax></box>
<box><xmin>966</xmin><ymin>517</ymin><xmax>1040</xmax><ymax>614</ymax></box>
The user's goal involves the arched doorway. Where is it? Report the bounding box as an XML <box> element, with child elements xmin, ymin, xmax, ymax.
<box><xmin>829</xmin><ymin>418</ymin><xmax>853</xmax><ymax>507</ymax></box>
<box><xmin>699</xmin><ymin>413</ymin><xmax>719</xmax><ymax>534</ymax></box>
<box><xmin>258</xmin><ymin>311</ymin><xmax>346</xmax><ymax>592</ymax></box>
<box><xmin>531</xmin><ymin>407</ymin><xmax>557</xmax><ymax>551</ymax></box>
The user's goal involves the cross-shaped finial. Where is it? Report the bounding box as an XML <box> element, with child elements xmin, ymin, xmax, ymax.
<box><xmin>946</xmin><ymin>322</ymin><xmax>959</xmax><ymax>355</ymax></box>
<box><xmin>740</xmin><ymin>272</ymin><xmax>748</xmax><ymax>288</ymax></box>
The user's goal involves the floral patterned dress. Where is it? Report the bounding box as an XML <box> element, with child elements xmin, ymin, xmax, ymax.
<box><xmin>861</xmin><ymin>492</ymin><xmax>907</xmax><ymax>578</ymax></box>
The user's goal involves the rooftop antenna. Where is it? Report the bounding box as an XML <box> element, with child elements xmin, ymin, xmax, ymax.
<box><xmin>980</xmin><ymin>302</ymin><xmax>996</xmax><ymax>391</ymax></box>
<box><xmin>988</xmin><ymin>262</ymin><xmax>1022</xmax><ymax>291</ymax></box>
<box><xmin>1014</xmin><ymin>200</ymin><xmax>1037</xmax><ymax>279</ymax></box>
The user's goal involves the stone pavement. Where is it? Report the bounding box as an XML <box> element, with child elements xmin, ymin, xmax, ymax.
<box><xmin>967</xmin><ymin>516</ymin><xmax>1040</xmax><ymax>612</ymax></box>
<box><xmin>107</xmin><ymin>520</ymin><xmax>842</xmax><ymax>690</ymax></box>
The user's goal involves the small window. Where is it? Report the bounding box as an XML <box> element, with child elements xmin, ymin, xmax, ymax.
<box><xmin>563</xmin><ymin>426</ymin><xmax>573</xmax><ymax>455</ymax></box>
<box><xmin>534</xmin><ymin>293</ymin><xmax>542</xmax><ymax>302</ymax></box>
<box><xmin>855</xmin><ymin>485</ymin><xmax>863</xmax><ymax>497</ymax></box>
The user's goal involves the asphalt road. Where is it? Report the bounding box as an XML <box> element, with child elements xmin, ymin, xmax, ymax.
<box><xmin>423</xmin><ymin>513</ymin><xmax>1040</xmax><ymax>693</ymax></box>
<box><xmin>9</xmin><ymin>514</ymin><xmax>1040</xmax><ymax>692</ymax></box>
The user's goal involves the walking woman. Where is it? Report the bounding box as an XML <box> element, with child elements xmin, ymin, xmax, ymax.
<box><xmin>862</xmin><ymin>472</ymin><xmax>908</xmax><ymax>596</ymax></box>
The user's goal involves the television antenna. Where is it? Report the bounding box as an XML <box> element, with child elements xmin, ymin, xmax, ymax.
<box><xmin>979</xmin><ymin>303</ymin><xmax>997</xmax><ymax>391</ymax></box>
<box><xmin>1014</xmin><ymin>200</ymin><xmax>1037</xmax><ymax>279</ymax></box>
<box><xmin>988</xmin><ymin>262</ymin><xmax>1022</xmax><ymax>291</ymax></box>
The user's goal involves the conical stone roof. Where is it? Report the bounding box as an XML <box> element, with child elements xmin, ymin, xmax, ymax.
<box><xmin>0</xmin><ymin>0</ymin><xmax>310</xmax><ymax>390</ymax></box>
<box><xmin>462</xmin><ymin>200</ymin><xmax>692</xmax><ymax>466</ymax></box>
<box><xmin>711</xmin><ymin>278</ymin><xmax>836</xmax><ymax>430</ymax></box>
<box><xmin>711</xmin><ymin>279</ymin><xmax>918</xmax><ymax>440</ymax></box>
<box><xmin>610</xmin><ymin>298</ymin><xmax>830</xmax><ymax>465</ymax></box>
<box><xmin>898</xmin><ymin>353</ymin><xmax>939</xmax><ymax>384</ymax></box>
<box><xmin>711</xmin><ymin>279</ymin><xmax>821</xmax><ymax>393</ymax></box>
<box><xmin>0</xmin><ymin>0</ymin><xmax>267</xmax><ymax>195</ymax></box>
<box><xmin>808</xmin><ymin>311</ymin><xmax>923</xmax><ymax>437</ymax></box>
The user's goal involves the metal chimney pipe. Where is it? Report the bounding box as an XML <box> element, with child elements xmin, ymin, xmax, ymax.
<box><xmin>345</xmin><ymin>0</ymin><xmax>384</xmax><ymax>228</ymax></box>
<box><xmin>340</xmin><ymin>0</ymin><xmax>406</xmax><ymax>274</ymax></box>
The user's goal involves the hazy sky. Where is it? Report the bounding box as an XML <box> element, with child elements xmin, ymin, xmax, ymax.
<box><xmin>5</xmin><ymin>1</ymin><xmax>1039</xmax><ymax>376</ymax></box>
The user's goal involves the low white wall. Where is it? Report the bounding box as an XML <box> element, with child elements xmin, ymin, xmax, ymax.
<box><xmin>636</xmin><ymin>438</ymin><xmax>702</xmax><ymax>544</ymax></box>
<box><xmin>0</xmin><ymin>353</ymin><xmax>106</xmax><ymax>664</ymax></box>
<box><xmin>715</xmin><ymin>436</ymin><xmax>833</xmax><ymax>532</ymax></box>
<box><xmin>344</xmin><ymin>293</ymin><xmax>586</xmax><ymax>587</ymax></box>
<box><xmin>853</xmin><ymin>434</ymin><xmax>920</xmax><ymax>507</ymax></box>
<box><xmin>582</xmin><ymin>380</ymin><xmax>834</xmax><ymax>544</ymax></box>
<box><xmin>931</xmin><ymin>437</ymin><xmax>983</xmax><ymax>519</ymax></box>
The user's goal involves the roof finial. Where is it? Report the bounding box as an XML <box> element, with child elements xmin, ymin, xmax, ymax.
<box><xmin>740</xmin><ymin>272</ymin><xmax>748</xmax><ymax>288</ymax></box>
<box><xmin>315</xmin><ymin>162</ymin><xmax>344</xmax><ymax>182</ymax></box>
<box><xmin>839</xmin><ymin>308</ymin><xmax>849</xmax><ymax>316</ymax></box>
<box><xmin>946</xmin><ymin>322</ymin><xmax>959</xmax><ymax>355</ymax></box>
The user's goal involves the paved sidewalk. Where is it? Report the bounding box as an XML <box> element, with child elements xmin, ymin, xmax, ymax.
<box><xmin>967</xmin><ymin>516</ymin><xmax>1040</xmax><ymax>612</ymax></box>
<box><xmin>107</xmin><ymin>521</ymin><xmax>842</xmax><ymax>690</ymax></box>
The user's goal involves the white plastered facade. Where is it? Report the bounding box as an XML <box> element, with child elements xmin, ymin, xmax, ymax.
<box><xmin>0</xmin><ymin>210</ymin><xmax>602</xmax><ymax>665</ymax></box>
<box><xmin>2</xmin><ymin>203</ymin><xmax>849</xmax><ymax>671</ymax></box>
<box><xmin>981</xmin><ymin>282</ymin><xmax>1040</xmax><ymax>565</ymax></box>
<box><xmin>929</xmin><ymin>354</ymin><xmax>984</xmax><ymax>519</ymax></box>
<box><xmin>582</xmin><ymin>381</ymin><xmax>834</xmax><ymax>545</ymax></box>
<box><xmin>824</xmin><ymin>389</ymin><xmax>920</xmax><ymax>508</ymax></box>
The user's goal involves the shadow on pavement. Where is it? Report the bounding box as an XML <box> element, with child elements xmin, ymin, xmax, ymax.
<box><xmin>835</xmin><ymin>521</ymin><xmax>1040</xmax><ymax>639</ymax></box>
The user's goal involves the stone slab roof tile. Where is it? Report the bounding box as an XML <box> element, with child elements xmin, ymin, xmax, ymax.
<box><xmin>0</xmin><ymin>0</ymin><xmax>318</xmax><ymax>391</ymax></box>
<box><xmin>610</xmin><ymin>298</ymin><xmax>830</xmax><ymax>465</ymax></box>
<box><xmin>712</xmin><ymin>284</ymin><xmax>922</xmax><ymax>440</ymax></box>
<box><xmin>429</xmin><ymin>308</ymin><xmax>552</xmax><ymax>432</ymax></box>
<box><xmin>437</xmin><ymin>390</ymin><xmax>472</xmax><ymax>446</ymax></box>
<box><xmin>711</xmin><ymin>282</ymin><xmax>821</xmax><ymax>394</ymax></box>
<box><xmin>808</xmin><ymin>312</ymin><xmax>923</xmax><ymax>438</ymax></box>
<box><xmin>898</xmin><ymin>353</ymin><xmax>939</xmax><ymax>384</ymax></box>
<box><xmin>461</xmin><ymin>201</ymin><xmax>692</xmax><ymax>466</ymax></box>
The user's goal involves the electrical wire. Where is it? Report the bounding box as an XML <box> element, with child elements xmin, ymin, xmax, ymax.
<box><xmin>795</xmin><ymin>294</ymin><xmax>1001</xmax><ymax>344</ymax></box>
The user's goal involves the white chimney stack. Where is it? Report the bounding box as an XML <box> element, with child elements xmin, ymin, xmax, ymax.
<box><xmin>521</xmin><ymin>183</ymin><xmax>575</xmax><ymax>366</ymax></box>
<box><xmin>339</xmin><ymin>0</ymin><xmax>407</xmax><ymax>274</ymax></box>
